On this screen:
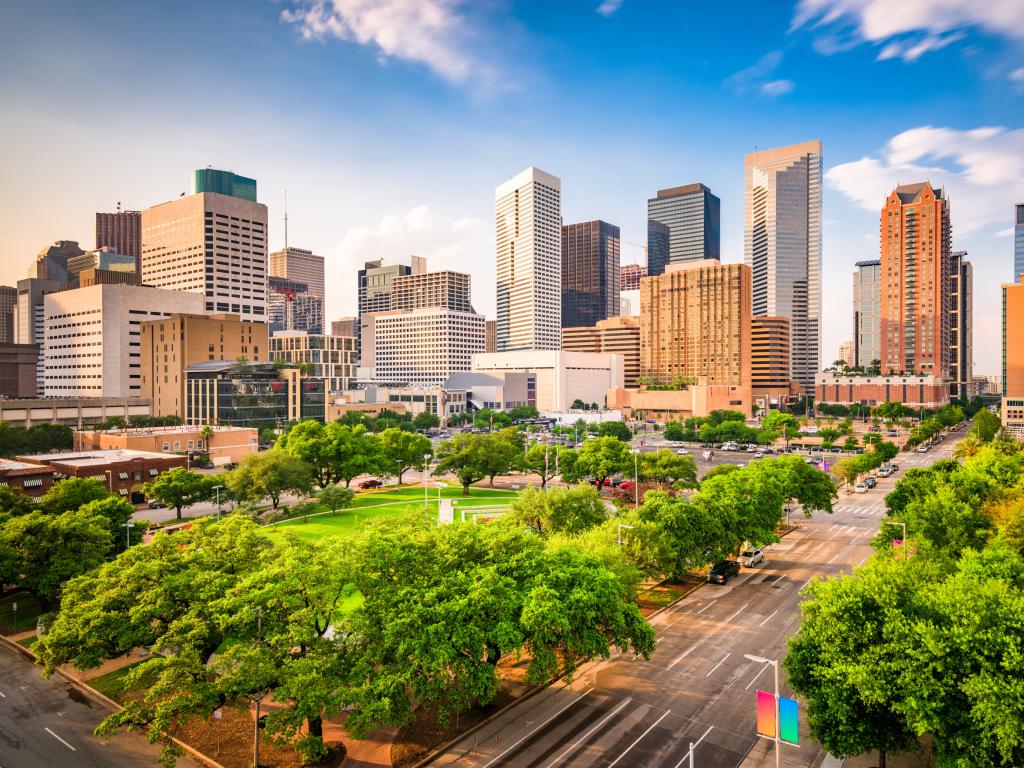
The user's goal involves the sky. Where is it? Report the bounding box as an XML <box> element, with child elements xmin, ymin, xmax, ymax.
<box><xmin>1</xmin><ymin>0</ymin><xmax>1022</xmax><ymax>375</ymax></box>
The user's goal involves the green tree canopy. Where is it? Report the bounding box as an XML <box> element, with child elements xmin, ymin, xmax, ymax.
<box><xmin>597</xmin><ymin>420</ymin><xmax>632</xmax><ymax>442</ymax></box>
<box><xmin>564</xmin><ymin>436</ymin><xmax>631</xmax><ymax>488</ymax></box>
<box><xmin>506</xmin><ymin>485</ymin><xmax>607</xmax><ymax>537</ymax></box>
<box><xmin>225</xmin><ymin>449</ymin><xmax>314</xmax><ymax>509</ymax></box>
<box><xmin>316</xmin><ymin>484</ymin><xmax>355</xmax><ymax>516</ymax></box>
<box><xmin>377</xmin><ymin>427</ymin><xmax>433</xmax><ymax>484</ymax></box>
<box><xmin>39</xmin><ymin>477</ymin><xmax>110</xmax><ymax>515</ymax></box>
<box><xmin>639</xmin><ymin>449</ymin><xmax>697</xmax><ymax>487</ymax></box>
<box><xmin>142</xmin><ymin>467</ymin><xmax>214</xmax><ymax>520</ymax></box>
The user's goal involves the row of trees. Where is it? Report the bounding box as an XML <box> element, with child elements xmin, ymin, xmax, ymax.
<box><xmin>785</xmin><ymin>430</ymin><xmax>1024</xmax><ymax>766</ymax></box>
<box><xmin>0</xmin><ymin>422</ymin><xmax>72</xmax><ymax>458</ymax></box>
<box><xmin>36</xmin><ymin>513</ymin><xmax>656</xmax><ymax>764</ymax></box>
<box><xmin>831</xmin><ymin>441</ymin><xmax>899</xmax><ymax>489</ymax></box>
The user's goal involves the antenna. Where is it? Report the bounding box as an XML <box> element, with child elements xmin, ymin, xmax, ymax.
<box><xmin>284</xmin><ymin>188</ymin><xmax>288</xmax><ymax>250</ymax></box>
<box><xmin>116</xmin><ymin>201</ymin><xmax>122</xmax><ymax>212</ymax></box>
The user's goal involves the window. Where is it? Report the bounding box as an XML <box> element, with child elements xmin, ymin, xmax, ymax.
<box><xmin>173</xmin><ymin>441</ymin><xmax>181</xmax><ymax>451</ymax></box>
<box><xmin>149</xmin><ymin>468</ymin><xmax>159</xmax><ymax>476</ymax></box>
<box><xmin>22</xmin><ymin>478</ymin><xmax>43</xmax><ymax>488</ymax></box>
<box><xmin>162</xmin><ymin>441</ymin><xmax>170</xmax><ymax>452</ymax></box>
<box><xmin>118</xmin><ymin>472</ymin><xmax>129</xmax><ymax>480</ymax></box>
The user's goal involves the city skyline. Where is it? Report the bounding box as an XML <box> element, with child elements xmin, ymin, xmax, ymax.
<box><xmin>2</xmin><ymin>1</ymin><xmax>1023</xmax><ymax>373</ymax></box>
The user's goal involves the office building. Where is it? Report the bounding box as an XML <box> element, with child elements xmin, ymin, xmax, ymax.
<box><xmin>485</xmin><ymin>319</ymin><xmax>497</xmax><ymax>353</ymax></box>
<box><xmin>78</xmin><ymin>267</ymin><xmax>141</xmax><ymax>287</ymax></box>
<box><xmin>76</xmin><ymin>425</ymin><xmax>258</xmax><ymax>467</ymax></box>
<box><xmin>495</xmin><ymin>166</ymin><xmax>562</xmax><ymax>351</ymax></box>
<box><xmin>140</xmin><ymin>313</ymin><xmax>268</xmax><ymax>419</ymax></box>
<box><xmin>1015</xmin><ymin>204</ymin><xmax>1024</xmax><ymax>283</ymax></box>
<box><xmin>43</xmin><ymin>283</ymin><xmax>204</xmax><ymax>398</ymax></box>
<box><xmin>270</xmin><ymin>246</ymin><xmax>325</xmax><ymax>299</ymax></box>
<box><xmin>365</xmin><ymin>308</ymin><xmax>485</xmax><ymax>385</ymax></box>
<box><xmin>949</xmin><ymin>251</ymin><xmax>973</xmax><ymax>399</ymax></box>
<box><xmin>268</xmin><ymin>275</ymin><xmax>323</xmax><ymax>334</ymax></box>
<box><xmin>561</xmin><ymin>220</ymin><xmax>620</xmax><ymax>329</ymax></box>
<box><xmin>646</xmin><ymin>220</ymin><xmax>670</xmax><ymax>277</ymax></box>
<box><xmin>621</xmin><ymin>264</ymin><xmax>647</xmax><ymax>292</ymax></box>
<box><xmin>1003</xmin><ymin>279</ymin><xmax>1024</xmax><ymax>437</ymax></box>
<box><xmin>608</xmin><ymin>382</ymin><xmax>751</xmax><ymax>421</ymax></box>
<box><xmin>18</xmin><ymin>449</ymin><xmax>187</xmax><ymax>499</ymax></box>
<box><xmin>838</xmin><ymin>341</ymin><xmax>854</xmax><ymax>368</ymax></box>
<box><xmin>750</xmin><ymin>317</ymin><xmax>791</xmax><ymax>390</ymax></box>
<box><xmin>640</xmin><ymin>260</ymin><xmax>752</xmax><ymax>388</ymax></box>
<box><xmin>879</xmin><ymin>182</ymin><xmax>952</xmax><ymax>380</ymax></box>
<box><xmin>141</xmin><ymin>168</ymin><xmax>268</xmax><ymax>322</ymax></box>
<box><xmin>332</xmin><ymin>317</ymin><xmax>357</xmax><ymax>338</ymax></box>
<box><xmin>16</xmin><ymin>277</ymin><xmax>69</xmax><ymax>394</ymax></box>
<box><xmin>563</xmin><ymin>316</ymin><xmax>641</xmax><ymax>388</ymax></box>
<box><xmin>0</xmin><ymin>397</ymin><xmax>151</xmax><ymax>429</ymax></box>
<box><xmin>357</xmin><ymin>256</ymin><xmax>426</xmax><ymax>357</ymax></box>
<box><xmin>0</xmin><ymin>285</ymin><xmax>16</xmax><ymax>344</ymax></box>
<box><xmin>472</xmin><ymin>350</ymin><xmax>623</xmax><ymax>412</ymax></box>
<box><xmin>853</xmin><ymin>260</ymin><xmax>882</xmax><ymax>369</ymax></box>
<box><xmin>185</xmin><ymin>361</ymin><xmax>324</xmax><ymax>426</ymax></box>
<box><xmin>444</xmin><ymin>371</ymin><xmax>537</xmax><ymax>414</ymax></box>
<box><xmin>647</xmin><ymin>183</ymin><xmax>720</xmax><ymax>269</ymax></box>
<box><xmin>270</xmin><ymin>330</ymin><xmax>356</xmax><ymax>392</ymax></box>
<box><xmin>96</xmin><ymin>210</ymin><xmax>142</xmax><ymax>271</ymax></box>
<box><xmin>66</xmin><ymin>247</ymin><xmax>137</xmax><ymax>284</ymax></box>
<box><xmin>0</xmin><ymin>343</ymin><xmax>40</xmax><ymax>398</ymax></box>
<box><xmin>30</xmin><ymin>240</ymin><xmax>84</xmax><ymax>283</ymax></box>
<box><xmin>744</xmin><ymin>140</ymin><xmax>823</xmax><ymax>392</ymax></box>
<box><xmin>391</xmin><ymin>270</ymin><xmax>473</xmax><ymax>312</ymax></box>
<box><xmin>816</xmin><ymin>372</ymin><xmax>949</xmax><ymax>410</ymax></box>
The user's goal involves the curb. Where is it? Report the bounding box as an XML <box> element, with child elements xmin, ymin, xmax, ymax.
<box><xmin>0</xmin><ymin>632</ymin><xmax>226</xmax><ymax>768</ymax></box>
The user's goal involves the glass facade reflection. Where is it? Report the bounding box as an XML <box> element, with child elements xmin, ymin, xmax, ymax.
<box><xmin>646</xmin><ymin>183</ymin><xmax>721</xmax><ymax>269</ymax></box>
<box><xmin>185</xmin><ymin>361</ymin><xmax>325</xmax><ymax>427</ymax></box>
<box><xmin>561</xmin><ymin>220</ymin><xmax>620</xmax><ymax>328</ymax></box>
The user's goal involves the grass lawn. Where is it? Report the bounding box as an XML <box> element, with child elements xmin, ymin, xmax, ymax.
<box><xmin>263</xmin><ymin>485</ymin><xmax>519</xmax><ymax>543</ymax></box>
<box><xmin>0</xmin><ymin>592</ymin><xmax>43</xmax><ymax>635</ymax></box>
<box><xmin>89</xmin><ymin>661</ymin><xmax>160</xmax><ymax>703</ymax></box>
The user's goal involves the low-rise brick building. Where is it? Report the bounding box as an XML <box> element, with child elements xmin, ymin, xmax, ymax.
<box><xmin>18</xmin><ymin>449</ymin><xmax>187</xmax><ymax>500</ymax></box>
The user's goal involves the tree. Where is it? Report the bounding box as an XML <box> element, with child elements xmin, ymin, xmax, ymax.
<box><xmin>142</xmin><ymin>467</ymin><xmax>214</xmax><ymax>520</ymax></box>
<box><xmin>509</xmin><ymin>405</ymin><xmax>539</xmax><ymax>421</ymax></box>
<box><xmin>412</xmin><ymin>411</ymin><xmax>440</xmax><ymax>431</ymax></box>
<box><xmin>38</xmin><ymin>477</ymin><xmax>110</xmax><ymax>515</ymax></box>
<box><xmin>277</xmin><ymin>420</ymin><xmax>380</xmax><ymax>488</ymax></box>
<box><xmin>637</xmin><ymin>491</ymin><xmax>734</xmax><ymax>578</ymax></box>
<box><xmin>225</xmin><ymin>450</ymin><xmax>313</xmax><ymax>509</ymax></box>
<box><xmin>639</xmin><ymin>449</ymin><xmax>697</xmax><ymax>487</ymax></box>
<box><xmin>434</xmin><ymin>433</ymin><xmax>493</xmax><ymax>494</ymax></box>
<box><xmin>773</xmin><ymin>456</ymin><xmax>837</xmax><ymax>515</ymax></box>
<box><xmin>0</xmin><ymin>485</ymin><xmax>36</xmax><ymax>517</ymax></box>
<box><xmin>78</xmin><ymin>496</ymin><xmax>144</xmax><ymax>551</ymax></box>
<box><xmin>0</xmin><ymin>509</ymin><xmax>112</xmax><ymax>612</ymax></box>
<box><xmin>663</xmin><ymin>421</ymin><xmax>687</xmax><ymax>442</ymax></box>
<box><xmin>377</xmin><ymin>428</ymin><xmax>432</xmax><ymax>484</ymax></box>
<box><xmin>597</xmin><ymin>421</ymin><xmax>632</xmax><ymax>442</ymax></box>
<box><xmin>570</xmin><ymin>399</ymin><xmax>587</xmax><ymax>410</ymax></box>
<box><xmin>565</xmin><ymin>437</ymin><xmax>631</xmax><ymax>488</ymax></box>
<box><xmin>524</xmin><ymin>443</ymin><xmax>569</xmax><ymax>489</ymax></box>
<box><xmin>761</xmin><ymin>412</ymin><xmax>799</xmax><ymax>446</ymax></box>
<box><xmin>970</xmin><ymin>409</ymin><xmax>1001</xmax><ymax>443</ymax></box>
<box><xmin>506</xmin><ymin>485</ymin><xmax>607</xmax><ymax>536</ymax></box>
<box><xmin>317</xmin><ymin>485</ymin><xmax>355</xmax><ymax>516</ymax></box>
<box><xmin>473</xmin><ymin>408</ymin><xmax>513</xmax><ymax>431</ymax></box>
<box><xmin>481</xmin><ymin>428</ymin><xmax>525</xmax><ymax>486</ymax></box>
<box><xmin>833</xmin><ymin>457</ymin><xmax>863</xmax><ymax>490</ymax></box>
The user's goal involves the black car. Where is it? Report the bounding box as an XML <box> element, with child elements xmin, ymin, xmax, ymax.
<box><xmin>864</xmin><ymin>476</ymin><xmax>878</xmax><ymax>488</ymax></box>
<box><xmin>707</xmin><ymin>560</ymin><xmax>741</xmax><ymax>584</ymax></box>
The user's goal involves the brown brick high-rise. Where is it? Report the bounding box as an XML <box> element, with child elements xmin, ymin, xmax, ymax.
<box><xmin>96</xmin><ymin>210</ymin><xmax>142</xmax><ymax>273</ymax></box>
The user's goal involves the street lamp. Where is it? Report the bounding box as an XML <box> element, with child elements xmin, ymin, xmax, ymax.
<box><xmin>422</xmin><ymin>453</ymin><xmax>431</xmax><ymax>510</ymax></box>
<box><xmin>617</xmin><ymin>523</ymin><xmax>634</xmax><ymax>547</ymax></box>
<box><xmin>630</xmin><ymin>448</ymin><xmax>640</xmax><ymax>507</ymax></box>
<box><xmin>744</xmin><ymin>653</ymin><xmax>781</xmax><ymax>768</ymax></box>
<box><xmin>122</xmin><ymin>522</ymin><xmax>135</xmax><ymax>551</ymax></box>
<box><xmin>212</xmin><ymin>484</ymin><xmax>223</xmax><ymax>520</ymax></box>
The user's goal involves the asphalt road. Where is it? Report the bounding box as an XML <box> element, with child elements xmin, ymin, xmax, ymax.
<box><xmin>0</xmin><ymin>642</ymin><xmax>198</xmax><ymax>768</ymax></box>
<box><xmin>427</xmin><ymin>440</ymin><xmax>958</xmax><ymax>768</ymax></box>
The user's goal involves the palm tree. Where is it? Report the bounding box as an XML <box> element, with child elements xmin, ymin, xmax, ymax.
<box><xmin>954</xmin><ymin>433</ymin><xmax>982</xmax><ymax>459</ymax></box>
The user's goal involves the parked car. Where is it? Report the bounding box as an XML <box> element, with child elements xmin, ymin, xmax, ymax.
<box><xmin>147</xmin><ymin>500</ymin><xmax>167</xmax><ymax>509</ymax></box>
<box><xmin>707</xmin><ymin>560</ymin><xmax>741</xmax><ymax>584</ymax></box>
<box><xmin>855</xmin><ymin>482</ymin><xmax>867</xmax><ymax>493</ymax></box>
<box><xmin>805</xmin><ymin>457</ymin><xmax>818</xmax><ymax>465</ymax></box>
<box><xmin>864</xmin><ymin>476</ymin><xmax>878</xmax><ymax>488</ymax></box>
<box><xmin>762</xmin><ymin>447</ymin><xmax>774</xmax><ymax>454</ymax></box>
<box><xmin>830</xmin><ymin>447</ymin><xmax>842</xmax><ymax>453</ymax></box>
<box><xmin>753</xmin><ymin>451</ymin><xmax>764</xmax><ymax>459</ymax></box>
<box><xmin>878</xmin><ymin>466</ymin><xmax>893</xmax><ymax>477</ymax></box>
<box><xmin>676</xmin><ymin>448</ymin><xmax>690</xmax><ymax>455</ymax></box>
<box><xmin>619</xmin><ymin>481</ymin><xmax>635</xmax><ymax>490</ymax></box>
<box><xmin>889</xmin><ymin>463</ymin><xmax>900</xmax><ymax>472</ymax></box>
<box><xmin>358</xmin><ymin>479</ymin><xmax>384</xmax><ymax>489</ymax></box>
<box><xmin>746</xmin><ymin>445</ymin><xmax>757</xmax><ymax>453</ymax></box>
<box><xmin>739</xmin><ymin>547</ymin><xmax>766</xmax><ymax>567</ymax></box>
<box><xmin>699</xmin><ymin>443</ymin><xmax>712</xmax><ymax>449</ymax></box>
<box><xmin>917</xmin><ymin>445</ymin><xmax>930</xmax><ymax>453</ymax></box>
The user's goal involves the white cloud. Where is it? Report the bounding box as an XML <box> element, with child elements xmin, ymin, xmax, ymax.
<box><xmin>724</xmin><ymin>52</ymin><xmax>794</xmax><ymax>97</ymax></box>
<box><xmin>1010</xmin><ymin>67</ymin><xmax>1024</xmax><ymax>81</ymax></box>
<box><xmin>827</xmin><ymin>125</ymin><xmax>1024</xmax><ymax>235</ymax></box>
<box><xmin>326</xmin><ymin>206</ymin><xmax>493</xmax><ymax>316</ymax></box>
<box><xmin>596</xmin><ymin>0</ymin><xmax>625</xmax><ymax>17</ymax></box>
<box><xmin>281</xmin><ymin>0</ymin><xmax>481</xmax><ymax>85</ymax></box>
<box><xmin>792</xmin><ymin>0</ymin><xmax>1024</xmax><ymax>62</ymax></box>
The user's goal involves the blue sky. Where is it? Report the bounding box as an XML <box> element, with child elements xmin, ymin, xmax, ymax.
<box><xmin>1</xmin><ymin>0</ymin><xmax>1022</xmax><ymax>374</ymax></box>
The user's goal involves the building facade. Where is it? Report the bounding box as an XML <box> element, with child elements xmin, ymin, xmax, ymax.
<box><xmin>815</xmin><ymin>373</ymin><xmax>949</xmax><ymax>410</ymax></box>
<box><xmin>76</xmin><ymin>425</ymin><xmax>259</xmax><ymax>466</ymax></box>
<box><xmin>18</xmin><ymin>449</ymin><xmax>187</xmax><ymax>499</ymax></box>
<box><xmin>31</xmin><ymin>240</ymin><xmax>83</xmax><ymax>283</ymax></box>
<box><xmin>495</xmin><ymin>167</ymin><xmax>562</xmax><ymax>351</ymax></box>
<box><xmin>0</xmin><ymin>285</ymin><xmax>15</xmax><ymax>344</ymax></box>
<box><xmin>270</xmin><ymin>331</ymin><xmax>356</xmax><ymax>392</ymax></box>
<box><xmin>16</xmin><ymin>277</ymin><xmax>68</xmax><ymax>394</ymax></box>
<box><xmin>485</xmin><ymin>319</ymin><xmax>497</xmax><ymax>353</ymax></box>
<box><xmin>750</xmin><ymin>317</ymin><xmax>791</xmax><ymax>390</ymax></box>
<box><xmin>331</xmin><ymin>317</ymin><xmax>357</xmax><ymax>338</ymax></box>
<box><xmin>96</xmin><ymin>210</ymin><xmax>142</xmax><ymax>271</ymax></box>
<box><xmin>390</xmin><ymin>270</ymin><xmax>473</xmax><ymax>312</ymax></box>
<box><xmin>367</xmin><ymin>308</ymin><xmax>485</xmax><ymax>385</ymax></box>
<box><xmin>561</xmin><ymin>220</ymin><xmax>620</xmax><ymax>329</ymax></box>
<box><xmin>744</xmin><ymin>141</ymin><xmax>823</xmax><ymax>393</ymax></box>
<box><xmin>472</xmin><ymin>350</ymin><xmax>623</xmax><ymax>412</ymax></box>
<box><xmin>853</xmin><ymin>259</ymin><xmax>882</xmax><ymax>369</ymax></box>
<box><xmin>646</xmin><ymin>220</ymin><xmax>670</xmax><ymax>277</ymax></box>
<box><xmin>192</xmin><ymin>168</ymin><xmax>257</xmax><ymax>201</ymax></box>
<box><xmin>270</xmin><ymin>246</ymin><xmax>325</xmax><ymax>299</ymax></box>
<box><xmin>0</xmin><ymin>343</ymin><xmax>41</xmax><ymax>399</ymax></box>
<box><xmin>620</xmin><ymin>264</ymin><xmax>647</xmax><ymax>292</ymax></box>
<box><xmin>0</xmin><ymin>396</ymin><xmax>151</xmax><ymax>429</ymax></box>
<box><xmin>879</xmin><ymin>182</ymin><xmax>952</xmax><ymax>379</ymax></box>
<box><xmin>268</xmin><ymin>275</ymin><xmax>324</xmax><ymax>334</ymax></box>
<box><xmin>0</xmin><ymin>459</ymin><xmax>55</xmax><ymax>497</ymax></box>
<box><xmin>185</xmin><ymin>361</ymin><xmax>325</xmax><ymax>426</ymax></box>
<box><xmin>140</xmin><ymin>313</ymin><xmax>269</xmax><ymax>419</ymax></box>
<box><xmin>949</xmin><ymin>251</ymin><xmax>973</xmax><ymax>398</ymax></box>
<box><xmin>1015</xmin><ymin>203</ymin><xmax>1024</xmax><ymax>283</ymax></box>
<box><xmin>1003</xmin><ymin>279</ymin><xmax>1024</xmax><ymax>436</ymax></box>
<box><xmin>640</xmin><ymin>260</ymin><xmax>752</xmax><ymax>388</ymax></box>
<box><xmin>646</xmin><ymin>183</ymin><xmax>720</xmax><ymax>268</ymax></box>
<box><xmin>838</xmin><ymin>340</ymin><xmax>855</xmax><ymax>368</ymax></box>
<box><xmin>66</xmin><ymin>247</ymin><xmax>137</xmax><ymax>284</ymax></box>
<box><xmin>357</xmin><ymin>256</ymin><xmax>425</xmax><ymax>358</ymax></box>
<box><xmin>562</xmin><ymin>316</ymin><xmax>641</xmax><ymax>389</ymax></box>
<box><xmin>141</xmin><ymin>170</ymin><xmax>268</xmax><ymax>322</ymax></box>
<box><xmin>43</xmin><ymin>284</ymin><xmax>205</xmax><ymax>399</ymax></box>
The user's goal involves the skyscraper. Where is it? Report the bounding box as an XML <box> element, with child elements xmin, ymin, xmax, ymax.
<box><xmin>268</xmin><ymin>276</ymin><xmax>324</xmax><ymax>334</ymax></box>
<box><xmin>949</xmin><ymin>251</ymin><xmax>973</xmax><ymax>398</ymax></box>
<box><xmin>96</xmin><ymin>210</ymin><xmax>142</xmax><ymax>272</ymax></box>
<box><xmin>1015</xmin><ymin>203</ymin><xmax>1024</xmax><ymax>282</ymax></box>
<box><xmin>495</xmin><ymin>167</ymin><xmax>562</xmax><ymax>351</ymax></box>
<box><xmin>357</xmin><ymin>256</ymin><xmax>425</xmax><ymax>359</ymax></box>
<box><xmin>1002</xmin><ymin>279</ymin><xmax>1024</xmax><ymax>436</ymax></box>
<box><xmin>141</xmin><ymin>169</ymin><xmax>268</xmax><ymax>323</ymax></box>
<box><xmin>879</xmin><ymin>181</ymin><xmax>952</xmax><ymax>379</ymax></box>
<box><xmin>646</xmin><ymin>220</ymin><xmax>670</xmax><ymax>277</ymax></box>
<box><xmin>646</xmin><ymin>183</ymin><xmax>720</xmax><ymax>269</ymax></box>
<box><xmin>270</xmin><ymin>246</ymin><xmax>325</xmax><ymax>299</ymax></box>
<box><xmin>561</xmin><ymin>220</ymin><xmax>620</xmax><ymax>329</ymax></box>
<box><xmin>853</xmin><ymin>260</ymin><xmax>882</xmax><ymax>369</ymax></box>
<box><xmin>620</xmin><ymin>264</ymin><xmax>647</xmax><ymax>292</ymax></box>
<box><xmin>0</xmin><ymin>285</ymin><xmax>15</xmax><ymax>344</ymax></box>
<box><xmin>744</xmin><ymin>140</ymin><xmax>822</xmax><ymax>393</ymax></box>
<box><xmin>30</xmin><ymin>240</ymin><xmax>84</xmax><ymax>283</ymax></box>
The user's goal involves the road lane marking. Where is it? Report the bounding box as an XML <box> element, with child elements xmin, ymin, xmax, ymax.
<box><xmin>0</xmin><ymin>690</ymin><xmax>5</xmax><ymax>697</ymax></box>
<box><xmin>667</xmin><ymin>642</ymin><xmax>700</xmax><ymax>670</ymax></box>
<box><xmin>758</xmin><ymin>610</ymin><xmax>778</xmax><ymax>627</ymax></box>
<box><xmin>671</xmin><ymin>725</ymin><xmax>714</xmax><ymax>768</ymax></box>
<box><xmin>544</xmin><ymin>698</ymin><xmax>632</xmax><ymax>768</ymax></box>
<box><xmin>606</xmin><ymin>709</ymin><xmax>672</xmax><ymax>768</ymax></box>
<box><xmin>725</xmin><ymin>603</ymin><xmax>750</xmax><ymax>623</ymax></box>
<box><xmin>696</xmin><ymin>600</ymin><xmax>717</xmax><ymax>615</ymax></box>
<box><xmin>705</xmin><ymin>652</ymin><xmax>731</xmax><ymax>677</ymax></box>
<box><xmin>800</xmin><ymin>578</ymin><xmax>814</xmax><ymax>591</ymax></box>
<box><xmin>44</xmin><ymin>727</ymin><xmax>76</xmax><ymax>752</ymax></box>
<box><xmin>745</xmin><ymin>662</ymin><xmax>770</xmax><ymax>690</ymax></box>
<box><xmin>480</xmin><ymin>688</ymin><xmax>592</xmax><ymax>768</ymax></box>
<box><xmin>770</xmin><ymin>575</ymin><xmax>786</xmax><ymax>586</ymax></box>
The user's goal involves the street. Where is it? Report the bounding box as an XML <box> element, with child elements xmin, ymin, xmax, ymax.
<box><xmin>426</xmin><ymin>439</ymin><xmax>956</xmax><ymax>768</ymax></box>
<box><xmin>0</xmin><ymin>643</ymin><xmax>198</xmax><ymax>768</ymax></box>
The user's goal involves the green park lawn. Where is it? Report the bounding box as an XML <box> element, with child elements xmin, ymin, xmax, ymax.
<box><xmin>262</xmin><ymin>484</ymin><xmax>519</xmax><ymax>543</ymax></box>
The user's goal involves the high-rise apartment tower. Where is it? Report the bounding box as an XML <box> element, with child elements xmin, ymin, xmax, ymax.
<box><xmin>853</xmin><ymin>260</ymin><xmax>882</xmax><ymax>369</ymax></box>
<box><xmin>96</xmin><ymin>210</ymin><xmax>142</xmax><ymax>272</ymax></box>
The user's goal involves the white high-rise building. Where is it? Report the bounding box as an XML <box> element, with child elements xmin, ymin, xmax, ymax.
<box><xmin>495</xmin><ymin>167</ymin><xmax>562</xmax><ymax>352</ymax></box>
<box><xmin>141</xmin><ymin>170</ymin><xmax>268</xmax><ymax>323</ymax></box>
<box><xmin>43</xmin><ymin>283</ymin><xmax>204</xmax><ymax>398</ymax></box>
<box><xmin>366</xmin><ymin>308</ymin><xmax>485</xmax><ymax>386</ymax></box>
<box><xmin>744</xmin><ymin>141</ymin><xmax>822</xmax><ymax>393</ymax></box>
<box><xmin>270</xmin><ymin>246</ymin><xmax>325</xmax><ymax>299</ymax></box>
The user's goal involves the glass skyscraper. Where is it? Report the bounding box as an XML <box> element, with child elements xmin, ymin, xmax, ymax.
<box><xmin>646</xmin><ymin>183</ymin><xmax>720</xmax><ymax>270</ymax></box>
<box><xmin>192</xmin><ymin>168</ymin><xmax>258</xmax><ymax>202</ymax></box>
<box><xmin>646</xmin><ymin>220</ymin><xmax>670</xmax><ymax>277</ymax></box>
<box><xmin>1015</xmin><ymin>203</ymin><xmax>1024</xmax><ymax>282</ymax></box>
<box><xmin>561</xmin><ymin>220</ymin><xmax>620</xmax><ymax>328</ymax></box>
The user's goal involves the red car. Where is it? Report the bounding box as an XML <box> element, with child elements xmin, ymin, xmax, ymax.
<box><xmin>358</xmin><ymin>479</ymin><xmax>384</xmax><ymax>489</ymax></box>
<box><xmin>619</xmin><ymin>481</ymin><xmax>635</xmax><ymax>490</ymax></box>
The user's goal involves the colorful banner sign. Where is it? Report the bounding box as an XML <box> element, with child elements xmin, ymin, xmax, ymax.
<box><xmin>756</xmin><ymin>690</ymin><xmax>775</xmax><ymax>737</ymax></box>
<box><xmin>756</xmin><ymin>691</ymin><xmax>799</xmax><ymax>744</ymax></box>
<box><xmin>779</xmin><ymin>696</ymin><xmax>799</xmax><ymax>743</ymax></box>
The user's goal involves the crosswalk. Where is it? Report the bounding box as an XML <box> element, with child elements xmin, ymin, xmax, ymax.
<box><xmin>832</xmin><ymin>500</ymin><xmax>888</xmax><ymax>517</ymax></box>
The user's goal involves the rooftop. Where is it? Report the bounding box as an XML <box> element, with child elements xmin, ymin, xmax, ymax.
<box><xmin>20</xmin><ymin>449</ymin><xmax>176</xmax><ymax>467</ymax></box>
